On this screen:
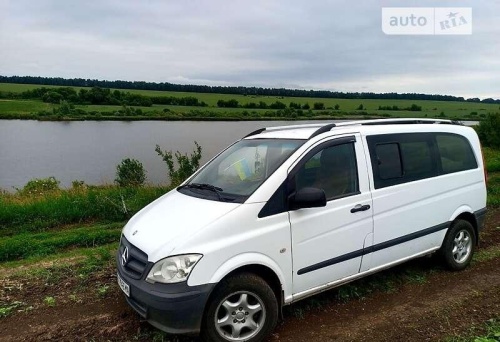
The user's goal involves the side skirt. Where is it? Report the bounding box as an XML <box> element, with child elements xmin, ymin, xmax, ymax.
<box><xmin>288</xmin><ymin>246</ymin><xmax>440</xmax><ymax>303</ymax></box>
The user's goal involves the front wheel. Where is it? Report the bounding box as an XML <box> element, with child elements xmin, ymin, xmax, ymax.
<box><xmin>201</xmin><ymin>273</ymin><xmax>278</xmax><ymax>342</ymax></box>
<box><xmin>440</xmin><ymin>219</ymin><xmax>476</xmax><ymax>271</ymax></box>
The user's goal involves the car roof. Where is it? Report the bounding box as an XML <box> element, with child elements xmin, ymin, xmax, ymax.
<box><xmin>244</xmin><ymin>119</ymin><xmax>463</xmax><ymax>140</ymax></box>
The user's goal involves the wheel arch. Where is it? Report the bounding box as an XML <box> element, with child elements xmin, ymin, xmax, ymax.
<box><xmin>206</xmin><ymin>255</ymin><xmax>286</xmax><ymax>319</ymax></box>
<box><xmin>449</xmin><ymin>207</ymin><xmax>479</xmax><ymax>245</ymax></box>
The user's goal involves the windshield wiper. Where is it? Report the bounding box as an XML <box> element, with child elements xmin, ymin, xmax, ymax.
<box><xmin>178</xmin><ymin>183</ymin><xmax>224</xmax><ymax>201</ymax></box>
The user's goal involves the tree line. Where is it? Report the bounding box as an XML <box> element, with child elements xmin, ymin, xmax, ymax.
<box><xmin>0</xmin><ymin>86</ymin><xmax>207</xmax><ymax>107</ymax></box>
<box><xmin>1</xmin><ymin>75</ymin><xmax>498</xmax><ymax>104</ymax></box>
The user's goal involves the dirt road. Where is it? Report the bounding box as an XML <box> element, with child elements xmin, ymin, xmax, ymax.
<box><xmin>1</xmin><ymin>210</ymin><xmax>499</xmax><ymax>342</ymax></box>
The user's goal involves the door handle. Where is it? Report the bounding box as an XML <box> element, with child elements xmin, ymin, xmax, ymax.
<box><xmin>350</xmin><ymin>204</ymin><xmax>371</xmax><ymax>213</ymax></box>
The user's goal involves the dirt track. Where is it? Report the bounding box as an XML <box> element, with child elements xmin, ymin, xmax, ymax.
<box><xmin>1</xmin><ymin>210</ymin><xmax>499</xmax><ymax>342</ymax></box>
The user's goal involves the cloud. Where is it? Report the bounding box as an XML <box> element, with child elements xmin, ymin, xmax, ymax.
<box><xmin>0</xmin><ymin>0</ymin><xmax>498</xmax><ymax>98</ymax></box>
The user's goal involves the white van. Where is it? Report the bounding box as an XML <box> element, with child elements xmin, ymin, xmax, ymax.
<box><xmin>116</xmin><ymin>119</ymin><xmax>487</xmax><ymax>342</ymax></box>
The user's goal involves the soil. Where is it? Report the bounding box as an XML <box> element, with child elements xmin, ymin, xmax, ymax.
<box><xmin>1</xmin><ymin>209</ymin><xmax>499</xmax><ymax>342</ymax></box>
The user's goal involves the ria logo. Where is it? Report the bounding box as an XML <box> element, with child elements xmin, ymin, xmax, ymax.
<box><xmin>121</xmin><ymin>246</ymin><xmax>129</xmax><ymax>266</ymax></box>
<box><xmin>382</xmin><ymin>7</ymin><xmax>472</xmax><ymax>35</ymax></box>
<box><xmin>438</xmin><ymin>11</ymin><xmax>469</xmax><ymax>31</ymax></box>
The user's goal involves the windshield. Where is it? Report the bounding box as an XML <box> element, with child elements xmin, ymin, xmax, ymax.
<box><xmin>179</xmin><ymin>139</ymin><xmax>304</xmax><ymax>202</ymax></box>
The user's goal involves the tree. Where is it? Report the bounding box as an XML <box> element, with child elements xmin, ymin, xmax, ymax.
<box><xmin>476</xmin><ymin>113</ymin><xmax>500</xmax><ymax>148</ymax></box>
<box><xmin>115</xmin><ymin>158</ymin><xmax>147</xmax><ymax>187</ymax></box>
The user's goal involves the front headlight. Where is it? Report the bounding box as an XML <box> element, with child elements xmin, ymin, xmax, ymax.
<box><xmin>146</xmin><ymin>254</ymin><xmax>202</xmax><ymax>284</ymax></box>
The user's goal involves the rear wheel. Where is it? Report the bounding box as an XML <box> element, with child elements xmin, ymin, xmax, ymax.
<box><xmin>441</xmin><ymin>219</ymin><xmax>476</xmax><ymax>271</ymax></box>
<box><xmin>201</xmin><ymin>273</ymin><xmax>278</xmax><ymax>342</ymax></box>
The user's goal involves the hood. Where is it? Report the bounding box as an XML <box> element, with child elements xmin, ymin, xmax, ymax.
<box><xmin>122</xmin><ymin>189</ymin><xmax>240</xmax><ymax>261</ymax></box>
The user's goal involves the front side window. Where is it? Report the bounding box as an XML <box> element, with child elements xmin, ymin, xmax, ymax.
<box><xmin>180</xmin><ymin>139</ymin><xmax>303</xmax><ymax>202</ymax></box>
<box><xmin>295</xmin><ymin>143</ymin><xmax>359</xmax><ymax>200</ymax></box>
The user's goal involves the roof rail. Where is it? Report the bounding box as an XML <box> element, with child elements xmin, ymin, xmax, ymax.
<box><xmin>335</xmin><ymin>118</ymin><xmax>458</xmax><ymax>127</ymax></box>
<box><xmin>309</xmin><ymin>123</ymin><xmax>337</xmax><ymax>139</ymax></box>
<box><xmin>305</xmin><ymin>118</ymin><xmax>461</xmax><ymax>140</ymax></box>
<box><xmin>243</xmin><ymin>128</ymin><xmax>266</xmax><ymax>138</ymax></box>
<box><xmin>244</xmin><ymin>118</ymin><xmax>463</xmax><ymax>140</ymax></box>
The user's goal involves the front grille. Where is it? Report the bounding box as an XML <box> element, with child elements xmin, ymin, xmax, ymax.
<box><xmin>119</xmin><ymin>236</ymin><xmax>149</xmax><ymax>280</ymax></box>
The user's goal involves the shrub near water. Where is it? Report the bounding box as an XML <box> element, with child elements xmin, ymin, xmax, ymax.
<box><xmin>16</xmin><ymin>176</ymin><xmax>60</xmax><ymax>196</ymax></box>
<box><xmin>115</xmin><ymin>158</ymin><xmax>147</xmax><ymax>187</ymax></box>
<box><xmin>155</xmin><ymin>141</ymin><xmax>202</xmax><ymax>186</ymax></box>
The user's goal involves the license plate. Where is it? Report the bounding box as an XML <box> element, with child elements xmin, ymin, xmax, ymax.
<box><xmin>117</xmin><ymin>273</ymin><xmax>130</xmax><ymax>297</ymax></box>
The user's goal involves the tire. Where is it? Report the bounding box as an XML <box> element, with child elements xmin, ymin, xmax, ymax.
<box><xmin>201</xmin><ymin>273</ymin><xmax>278</xmax><ymax>342</ymax></box>
<box><xmin>440</xmin><ymin>219</ymin><xmax>476</xmax><ymax>271</ymax></box>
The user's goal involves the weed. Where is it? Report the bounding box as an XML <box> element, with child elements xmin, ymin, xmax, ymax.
<box><xmin>445</xmin><ymin>317</ymin><xmax>500</xmax><ymax>342</ymax></box>
<box><xmin>16</xmin><ymin>177</ymin><xmax>60</xmax><ymax>196</ymax></box>
<box><xmin>293</xmin><ymin>307</ymin><xmax>305</xmax><ymax>319</ymax></box>
<box><xmin>404</xmin><ymin>270</ymin><xmax>427</xmax><ymax>284</ymax></box>
<box><xmin>68</xmin><ymin>294</ymin><xmax>82</xmax><ymax>304</ymax></box>
<box><xmin>43</xmin><ymin>296</ymin><xmax>56</xmax><ymax>307</ymax></box>
<box><xmin>97</xmin><ymin>284</ymin><xmax>109</xmax><ymax>297</ymax></box>
<box><xmin>0</xmin><ymin>301</ymin><xmax>24</xmax><ymax>318</ymax></box>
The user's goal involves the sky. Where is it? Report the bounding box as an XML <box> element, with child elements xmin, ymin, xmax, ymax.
<box><xmin>0</xmin><ymin>0</ymin><xmax>498</xmax><ymax>99</ymax></box>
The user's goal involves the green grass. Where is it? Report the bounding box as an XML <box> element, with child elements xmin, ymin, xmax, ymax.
<box><xmin>1</xmin><ymin>82</ymin><xmax>499</xmax><ymax>121</ymax></box>
<box><xmin>474</xmin><ymin>243</ymin><xmax>500</xmax><ymax>263</ymax></box>
<box><xmin>0</xmin><ymin>242</ymin><xmax>117</xmax><ymax>269</ymax></box>
<box><xmin>0</xmin><ymin>185</ymin><xmax>169</xmax><ymax>235</ymax></box>
<box><xmin>0</xmin><ymin>99</ymin><xmax>55</xmax><ymax>116</ymax></box>
<box><xmin>0</xmin><ymin>223</ymin><xmax>122</xmax><ymax>262</ymax></box>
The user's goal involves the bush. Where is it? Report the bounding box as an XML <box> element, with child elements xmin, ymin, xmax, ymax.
<box><xmin>313</xmin><ymin>102</ymin><xmax>325</xmax><ymax>110</ymax></box>
<box><xmin>155</xmin><ymin>142</ymin><xmax>202</xmax><ymax>186</ymax></box>
<box><xmin>477</xmin><ymin>113</ymin><xmax>500</xmax><ymax>148</ymax></box>
<box><xmin>18</xmin><ymin>177</ymin><xmax>60</xmax><ymax>196</ymax></box>
<box><xmin>115</xmin><ymin>159</ymin><xmax>147</xmax><ymax>187</ymax></box>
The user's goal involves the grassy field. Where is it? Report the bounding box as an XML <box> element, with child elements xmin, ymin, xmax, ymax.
<box><xmin>1</xmin><ymin>83</ymin><xmax>499</xmax><ymax>121</ymax></box>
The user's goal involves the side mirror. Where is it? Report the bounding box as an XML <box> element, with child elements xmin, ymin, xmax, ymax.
<box><xmin>289</xmin><ymin>187</ymin><xmax>326</xmax><ymax>210</ymax></box>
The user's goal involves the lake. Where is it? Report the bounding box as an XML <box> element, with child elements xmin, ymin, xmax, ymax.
<box><xmin>0</xmin><ymin>119</ymin><xmax>478</xmax><ymax>191</ymax></box>
<box><xmin>0</xmin><ymin>120</ymin><xmax>332</xmax><ymax>190</ymax></box>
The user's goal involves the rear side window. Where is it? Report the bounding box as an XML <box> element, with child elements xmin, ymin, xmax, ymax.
<box><xmin>400</xmin><ymin>141</ymin><xmax>434</xmax><ymax>178</ymax></box>
<box><xmin>436</xmin><ymin>134</ymin><xmax>478</xmax><ymax>174</ymax></box>
<box><xmin>368</xmin><ymin>132</ymin><xmax>478</xmax><ymax>189</ymax></box>
<box><xmin>375</xmin><ymin>143</ymin><xmax>403</xmax><ymax>179</ymax></box>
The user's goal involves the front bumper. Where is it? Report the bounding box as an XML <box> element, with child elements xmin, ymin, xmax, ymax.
<box><xmin>116</xmin><ymin>251</ymin><xmax>215</xmax><ymax>335</ymax></box>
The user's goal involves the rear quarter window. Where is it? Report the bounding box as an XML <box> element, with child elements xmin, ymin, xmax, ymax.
<box><xmin>436</xmin><ymin>133</ymin><xmax>478</xmax><ymax>174</ymax></box>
